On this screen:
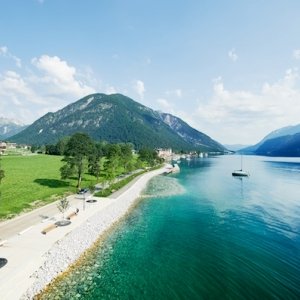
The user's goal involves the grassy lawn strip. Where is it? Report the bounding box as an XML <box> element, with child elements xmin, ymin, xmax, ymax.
<box><xmin>0</xmin><ymin>153</ymin><xmax>162</xmax><ymax>219</ymax></box>
<box><xmin>0</xmin><ymin>155</ymin><xmax>96</xmax><ymax>219</ymax></box>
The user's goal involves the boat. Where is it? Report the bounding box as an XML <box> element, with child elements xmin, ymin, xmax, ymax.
<box><xmin>232</xmin><ymin>170</ymin><xmax>249</xmax><ymax>177</ymax></box>
<box><xmin>232</xmin><ymin>155</ymin><xmax>249</xmax><ymax>177</ymax></box>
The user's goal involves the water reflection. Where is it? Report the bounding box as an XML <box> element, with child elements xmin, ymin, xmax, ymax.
<box><xmin>232</xmin><ymin>176</ymin><xmax>247</xmax><ymax>200</ymax></box>
<box><xmin>263</xmin><ymin>160</ymin><xmax>300</xmax><ymax>173</ymax></box>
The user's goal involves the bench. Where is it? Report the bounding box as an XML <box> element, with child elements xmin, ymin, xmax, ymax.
<box><xmin>66</xmin><ymin>212</ymin><xmax>77</xmax><ymax>220</ymax></box>
<box><xmin>41</xmin><ymin>224</ymin><xmax>58</xmax><ymax>235</ymax></box>
<box><xmin>0</xmin><ymin>240</ymin><xmax>7</xmax><ymax>247</ymax></box>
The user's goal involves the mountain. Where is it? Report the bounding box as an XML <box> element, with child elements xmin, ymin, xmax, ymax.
<box><xmin>224</xmin><ymin>144</ymin><xmax>250</xmax><ymax>152</ymax></box>
<box><xmin>255</xmin><ymin>133</ymin><xmax>300</xmax><ymax>157</ymax></box>
<box><xmin>159</xmin><ymin>113</ymin><xmax>225</xmax><ymax>151</ymax></box>
<box><xmin>240</xmin><ymin>123</ymin><xmax>300</xmax><ymax>154</ymax></box>
<box><xmin>0</xmin><ymin>117</ymin><xmax>28</xmax><ymax>140</ymax></box>
<box><xmin>9</xmin><ymin>93</ymin><xmax>225</xmax><ymax>152</ymax></box>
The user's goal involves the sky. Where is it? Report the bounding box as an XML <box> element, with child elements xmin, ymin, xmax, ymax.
<box><xmin>1</xmin><ymin>0</ymin><xmax>300</xmax><ymax>145</ymax></box>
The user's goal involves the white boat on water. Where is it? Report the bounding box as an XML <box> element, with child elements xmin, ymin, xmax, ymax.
<box><xmin>232</xmin><ymin>170</ymin><xmax>249</xmax><ymax>177</ymax></box>
<box><xmin>232</xmin><ymin>156</ymin><xmax>249</xmax><ymax>177</ymax></box>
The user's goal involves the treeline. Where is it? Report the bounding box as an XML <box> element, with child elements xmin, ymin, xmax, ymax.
<box><xmin>42</xmin><ymin>133</ymin><xmax>163</xmax><ymax>188</ymax></box>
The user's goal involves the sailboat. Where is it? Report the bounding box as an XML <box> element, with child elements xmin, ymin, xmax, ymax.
<box><xmin>232</xmin><ymin>155</ymin><xmax>249</xmax><ymax>177</ymax></box>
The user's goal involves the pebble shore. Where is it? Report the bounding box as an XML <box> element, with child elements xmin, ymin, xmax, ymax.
<box><xmin>21</xmin><ymin>167</ymin><xmax>166</xmax><ymax>299</ymax></box>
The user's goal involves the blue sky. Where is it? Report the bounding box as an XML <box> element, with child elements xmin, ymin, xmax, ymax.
<box><xmin>1</xmin><ymin>0</ymin><xmax>300</xmax><ymax>144</ymax></box>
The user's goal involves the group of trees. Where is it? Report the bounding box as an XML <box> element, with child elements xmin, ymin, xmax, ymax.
<box><xmin>0</xmin><ymin>156</ymin><xmax>4</xmax><ymax>184</ymax></box>
<box><xmin>53</xmin><ymin>133</ymin><xmax>163</xmax><ymax>189</ymax></box>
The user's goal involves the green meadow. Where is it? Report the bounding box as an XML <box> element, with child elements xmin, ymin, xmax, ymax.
<box><xmin>0</xmin><ymin>155</ymin><xmax>96</xmax><ymax>219</ymax></box>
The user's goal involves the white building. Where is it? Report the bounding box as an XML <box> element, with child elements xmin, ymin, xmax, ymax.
<box><xmin>156</xmin><ymin>148</ymin><xmax>172</xmax><ymax>160</ymax></box>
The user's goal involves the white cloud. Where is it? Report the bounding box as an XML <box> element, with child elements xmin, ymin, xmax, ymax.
<box><xmin>0</xmin><ymin>45</ymin><xmax>22</xmax><ymax>68</ymax></box>
<box><xmin>0</xmin><ymin>55</ymin><xmax>98</xmax><ymax>124</ymax></box>
<box><xmin>165</xmin><ymin>89</ymin><xmax>182</xmax><ymax>98</ymax></box>
<box><xmin>0</xmin><ymin>71</ymin><xmax>44</xmax><ymax>104</ymax></box>
<box><xmin>0</xmin><ymin>70</ymin><xmax>47</xmax><ymax>122</ymax></box>
<box><xmin>176</xmin><ymin>89</ymin><xmax>182</xmax><ymax>97</ymax></box>
<box><xmin>195</xmin><ymin>69</ymin><xmax>300</xmax><ymax>144</ymax></box>
<box><xmin>293</xmin><ymin>49</ymin><xmax>300</xmax><ymax>60</ymax></box>
<box><xmin>105</xmin><ymin>85</ymin><xmax>117</xmax><ymax>94</ymax></box>
<box><xmin>157</xmin><ymin>98</ymin><xmax>172</xmax><ymax>111</ymax></box>
<box><xmin>228</xmin><ymin>48</ymin><xmax>238</xmax><ymax>62</ymax></box>
<box><xmin>133</xmin><ymin>79</ymin><xmax>145</xmax><ymax>99</ymax></box>
<box><xmin>31</xmin><ymin>55</ymin><xmax>95</xmax><ymax>98</ymax></box>
<box><xmin>0</xmin><ymin>46</ymin><xmax>8</xmax><ymax>55</ymax></box>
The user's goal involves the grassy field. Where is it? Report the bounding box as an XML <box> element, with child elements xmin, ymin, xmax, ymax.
<box><xmin>0</xmin><ymin>155</ymin><xmax>97</xmax><ymax>219</ymax></box>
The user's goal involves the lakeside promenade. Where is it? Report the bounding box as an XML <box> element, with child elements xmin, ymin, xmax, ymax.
<box><xmin>0</xmin><ymin>166</ymin><xmax>168</xmax><ymax>299</ymax></box>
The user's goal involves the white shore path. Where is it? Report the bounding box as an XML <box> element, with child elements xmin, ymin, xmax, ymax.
<box><xmin>0</xmin><ymin>166</ymin><xmax>168</xmax><ymax>300</ymax></box>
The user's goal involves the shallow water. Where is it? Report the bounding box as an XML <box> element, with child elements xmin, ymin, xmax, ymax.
<box><xmin>40</xmin><ymin>155</ymin><xmax>300</xmax><ymax>299</ymax></box>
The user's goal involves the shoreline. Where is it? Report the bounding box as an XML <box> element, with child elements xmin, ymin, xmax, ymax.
<box><xmin>35</xmin><ymin>190</ymin><xmax>147</xmax><ymax>298</ymax></box>
<box><xmin>15</xmin><ymin>165</ymin><xmax>168</xmax><ymax>299</ymax></box>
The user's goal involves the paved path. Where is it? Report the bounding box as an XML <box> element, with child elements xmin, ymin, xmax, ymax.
<box><xmin>0</xmin><ymin>168</ymin><xmax>147</xmax><ymax>241</ymax></box>
<box><xmin>0</xmin><ymin>194</ymin><xmax>88</xmax><ymax>241</ymax></box>
<box><xmin>0</xmin><ymin>195</ymin><xmax>113</xmax><ymax>300</ymax></box>
<box><xmin>0</xmin><ymin>166</ymin><xmax>167</xmax><ymax>300</ymax></box>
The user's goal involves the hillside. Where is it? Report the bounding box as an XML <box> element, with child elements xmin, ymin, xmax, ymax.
<box><xmin>240</xmin><ymin>123</ymin><xmax>300</xmax><ymax>154</ymax></box>
<box><xmin>159</xmin><ymin>113</ymin><xmax>225</xmax><ymax>151</ymax></box>
<box><xmin>0</xmin><ymin>117</ymin><xmax>27</xmax><ymax>140</ymax></box>
<box><xmin>10</xmin><ymin>93</ymin><xmax>225</xmax><ymax>152</ymax></box>
<box><xmin>255</xmin><ymin>133</ymin><xmax>300</xmax><ymax>157</ymax></box>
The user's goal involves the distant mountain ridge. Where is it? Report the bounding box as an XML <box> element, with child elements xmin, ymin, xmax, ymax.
<box><xmin>240</xmin><ymin>123</ymin><xmax>300</xmax><ymax>157</ymax></box>
<box><xmin>0</xmin><ymin>117</ymin><xmax>27</xmax><ymax>140</ymax></box>
<box><xmin>224</xmin><ymin>144</ymin><xmax>250</xmax><ymax>152</ymax></box>
<box><xmin>10</xmin><ymin>93</ymin><xmax>225</xmax><ymax>152</ymax></box>
<box><xmin>255</xmin><ymin>133</ymin><xmax>300</xmax><ymax>157</ymax></box>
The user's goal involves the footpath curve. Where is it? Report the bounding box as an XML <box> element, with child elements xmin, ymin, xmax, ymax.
<box><xmin>0</xmin><ymin>165</ymin><xmax>168</xmax><ymax>300</ymax></box>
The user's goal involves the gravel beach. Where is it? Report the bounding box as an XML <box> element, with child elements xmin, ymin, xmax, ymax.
<box><xmin>20</xmin><ymin>166</ymin><xmax>167</xmax><ymax>299</ymax></box>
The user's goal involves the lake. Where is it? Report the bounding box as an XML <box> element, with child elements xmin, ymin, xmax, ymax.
<box><xmin>39</xmin><ymin>155</ymin><xmax>300</xmax><ymax>299</ymax></box>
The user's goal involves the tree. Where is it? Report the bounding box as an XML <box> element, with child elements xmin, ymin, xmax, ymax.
<box><xmin>31</xmin><ymin>145</ymin><xmax>38</xmax><ymax>153</ymax></box>
<box><xmin>56</xmin><ymin>137</ymin><xmax>70</xmax><ymax>155</ymax></box>
<box><xmin>138</xmin><ymin>148</ymin><xmax>160</xmax><ymax>166</ymax></box>
<box><xmin>57</xmin><ymin>197</ymin><xmax>70</xmax><ymax>221</ymax></box>
<box><xmin>0</xmin><ymin>156</ymin><xmax>4</xmax><ymax>184</ymax></box>
<box><xmin>45</xmin><ymin>144</ymin><xmax>59</xmax><ymax>155</ymax></box>
<box><xmin>104</xmin><ymin>157</ymin><xmax>119</xmax><ymax>184</ymax></box>
<box><xmin>120</xmin><ymin>143</ymin><xmax>133</xmax><ymax>172</ymax></box>
<box><xmin>60</xmin><ymin>133</ymin><xmax>95</xmax><ymax>188</ymax></box>
<box><xmin>89</xmin><ymin>184</ymin><xmax>96</xmax><ymax>195</ymax></box>
<box><xmin>88</xmin><ymin>142</ymin><xmax>105</xmax><ymax>181</ymax></box>
<box><xmin>103</xmin><ymin>144</ymin><xmax>121</xmax><ymax>183</ymax></box>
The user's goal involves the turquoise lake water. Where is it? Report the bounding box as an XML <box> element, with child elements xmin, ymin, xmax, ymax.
<box><xmin>41</xmin><ymin>155</ymin><xmax>300</xmax><ymax>299</ymax></box>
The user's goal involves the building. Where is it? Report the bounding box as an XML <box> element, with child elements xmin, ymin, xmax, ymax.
<box><xmin>6</xmin><ymin>142</ymin><xmax>17</xmax><ymax>149</ymax></box>
<box><xmin>0</xmin><ymin>141</ymin><xmax>7</xmax><ymax>155</ymax></box>
<box><xmin>0</xmin><ymin>141</ymin><xmax>30</xmax><ymax>155</ymax></box>
<box><xmin>156</xmin><ymin>148</ymin><xmax>172</xmax><ymax>160</ymax></box>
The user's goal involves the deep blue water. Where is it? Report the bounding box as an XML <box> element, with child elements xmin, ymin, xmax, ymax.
<box><xmin>41</xmin><ymin>155</ymin><xmax>300</xmax><ymax>299</ymax></box>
